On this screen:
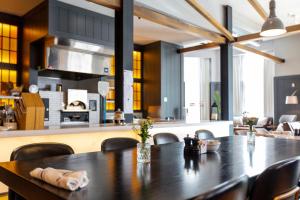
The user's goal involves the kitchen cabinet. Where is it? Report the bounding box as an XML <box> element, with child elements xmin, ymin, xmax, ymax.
<box><xmin>48</xmin><ymin>0</ymin><xmax>114</xmax><ymax>47</ymax></box>
<box><xmin>143</xmin><ymin>41</ymin><xmax>183</xmax><ymax>120</ymax></box>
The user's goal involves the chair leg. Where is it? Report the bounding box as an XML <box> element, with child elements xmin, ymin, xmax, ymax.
<box><xmin>295</xmin><ymin>190</ymin><xmax>299</xmax><ymax>200</ymax></box>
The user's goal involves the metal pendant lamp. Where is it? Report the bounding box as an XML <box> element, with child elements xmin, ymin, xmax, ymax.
<box><xmin>260</xmin><ymin>0</ymin><xmax>286</xmax><ymax>37</ymax></box>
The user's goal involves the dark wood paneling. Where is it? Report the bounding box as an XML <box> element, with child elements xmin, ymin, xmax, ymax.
<box><xmin>143</xmin><ymin>41</ymin><xmax>161</xmax><ymax>115</ymax></box>
<box><xmin>22</xmin><ymin>1</ymin><xmax>49</xmax><ymax>89</ymax></box>
<box><xmin>49</xmin><ymin>0</ymin><xmax>114</xmax><ymax>47</ymax></box>
<box><xmin>143</xmin><ymin>41</ymin><xmax>183</xmax><ymax>119</ymax></box>
<box><xmin>274</xmin><ymin>75</ymin><xmax>300</xmax><ymax>124</ymax></box>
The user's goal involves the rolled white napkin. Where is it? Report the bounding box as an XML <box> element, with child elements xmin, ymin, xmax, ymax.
<box><xmin>30</xmin><ymin>167</ymin><xmax>89</xmax><ymax>191</ymax></box>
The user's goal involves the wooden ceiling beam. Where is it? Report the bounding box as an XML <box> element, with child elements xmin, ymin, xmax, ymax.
<box><xmin>178</xmin><ymin>42</ymin><xmax>220</xmax><ymax>53</ymax></box>
<box><xmin>87</xmin><ymin>0</ymin><xmax>121</xmax><ymax>10</ymax></box>
<box><xmin>236</xmin><ymin>24</ymin><xmax>300</xmax><ymax>43</ymax></box>
<box><xmin>247</xmin><ymin>0</ymin><xmax>268</xmax><ymax>20</ymax></box>
<box><xmin>233</xmin><ymin>43</ymin><xmax>285</xmax><ymax>63</ymax></box>
<box><xmin>87</xmin><ymin>0</ymin><xmax>226</xmax><ymax>43</ymax></box>
<box><xmin>134</xmin><ymin>3</ymin><xmax>226</xmax><ymax>43</ymax></box>
<box><xmin>185</xmin><ymin>0</ymin><xmax>235</xmax><ymax>42</ymax></box>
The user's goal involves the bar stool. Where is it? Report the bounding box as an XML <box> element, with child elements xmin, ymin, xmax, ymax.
<box><xmin>195</xmin><ymin>129</ymin><xmax>215</xmax><ymax>140</ymax></box>
<box><xmin>193</xmin><ymin>175</ymin><xmax>248</xmax><ymax>200</ymax></box>
<box><xmin>153</xmin><ymin>133</ymin><xmax>179</xmax><ymax>145</ymax></box>
<box><xmin>9</xmin><ymin>143</ymin><xmax>74</xmax><ymax>200</ymax></box>
<box><xmin>249</xmin><ymin>158</ymin><xmax>300</xmax><ymax>200</ymax></box>
<box><xmin>101</xmin><ymin>138</ymin><xmax>139</xmax><ymax>152</ymax></box>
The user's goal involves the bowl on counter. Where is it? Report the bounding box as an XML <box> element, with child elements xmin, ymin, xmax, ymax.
<box><xmin>206</xmin><ymin>140</ymin><xmax>221</xmax><ymax>152</ymax></box>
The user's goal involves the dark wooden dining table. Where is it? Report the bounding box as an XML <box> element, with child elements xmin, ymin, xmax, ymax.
<box><xmin>1</xmin><ymin>136</ymin><xmax>300</xmax><ymax>200</ymax></box>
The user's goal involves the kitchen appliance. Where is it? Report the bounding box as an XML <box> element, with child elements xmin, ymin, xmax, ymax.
<box><xmin>66</xmin><ymin>89</ymin><xmax>88</xmax><ymax>111</ymax></box>
<box><xmin>39</xmin><ymin>37</ymin><xmax>113</xmax><ymax>80</ymax></box>
<box><xmin>61</xmin><ymin>89</ymin><xmax>89</xmax><ymax>124</ymax></box>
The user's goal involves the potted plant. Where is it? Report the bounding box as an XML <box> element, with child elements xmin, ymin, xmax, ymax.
<box><xmin>245</xmin><ymin>117</ymin><xmax>258</xmax><ymax>144</ymax></box>
<box><xmin>133</xmin><ymin>118</ymin><xmax>153</xmax><ymax>163</ymax></box>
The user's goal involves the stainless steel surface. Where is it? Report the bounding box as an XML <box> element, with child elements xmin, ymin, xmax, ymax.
<box><xmin>46</xmin><ymin>46</ymin><xmax>111</xmax><ymax>76</ymax></box>
<box><xmin>55</xmin><ymin>37</ymin><xmax>114</xmax><ymax>55</ymax></box>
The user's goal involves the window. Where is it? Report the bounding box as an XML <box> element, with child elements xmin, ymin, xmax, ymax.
<box><xmin>133</xmin><ymin>51</ymin><xmax>142</xmax><ymax>111</ymax></box>
<box><xmin>0</xmin><ymin>22</ymin><xmax>19</xmax><ymax>107</ymax></box>
<box><xmin>0</xmin><ymin>23</ymin><xmax>18</xmax><ymax>64</ymax></box>
<box><xmin>133</xmin><ymin>82</ymin><xmax>141</xmax><ymax>111</ymax></box>
<box><xmin>106</xmin><ymin>51</ymin><xmax>143</xmax><ymax>111</ymax></box>
<box><xmin>233</xmin><ymin>53</ymin><xmax>265</xmax><ymax>117</ymax></box>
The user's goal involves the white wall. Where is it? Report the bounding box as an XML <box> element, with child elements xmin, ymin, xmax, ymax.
<box><xmin>260</xmin><ymin>34</ymin><xmax>300</xmax><ymax>77</ymax></box>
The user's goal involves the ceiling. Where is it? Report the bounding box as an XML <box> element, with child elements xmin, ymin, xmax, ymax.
<box><xmin>0</xmin><ymin>0</ymin><xmax>299</xmax><ymax>46</ymax></box>
<box><xmin>0</xmin><ymin>0</ymin><xmax>43</xmax><ymax>16</ymax></box>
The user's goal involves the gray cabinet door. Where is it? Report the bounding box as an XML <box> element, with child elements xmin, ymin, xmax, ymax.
<box><xmin>49</xmin><ymin>0</ymin><xmax>114</xmax><ymax>47</ymax></box>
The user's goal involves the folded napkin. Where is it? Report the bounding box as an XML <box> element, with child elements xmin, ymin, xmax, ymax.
<box><xmin>30</xmin><ymin>167</ymin><xmax>89</xmax><ymax>191</ymax></box>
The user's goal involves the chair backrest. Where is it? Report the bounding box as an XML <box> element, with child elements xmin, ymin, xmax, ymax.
<box><xmin>194</xmin><ymin>175</ymin><xmax>248</xmax><ymax>200</ymax></box>
<box><xmin>279</xmin><ymin>115</ymin><xmax>297</xmax><ymax>124</ymax></box>
<box><xmin>250</xmin><ymin>157</ymin><xmax>300</xmax><ymax>200</ymax></box>
<box><xmin>10</xmin><ymin>143</ymin><xmax>74</xmax><ymax>161</ymax></box>
<box><xmin>101</xmin><ymin>138</ymin><xmax>139</xmax><ymax>152</ymax></box>
<box><xmin>153</xmin><ymin>133</ymin><xmax>179</xmax><ymax>145</ymax></box>
<box><xmin>195</xmin><ymin>129</ymin><xmax>215</xmax><ymax>140</ymax></box>
<box><xmin>9</xmin><ymin>143</ymin><xmax>74</xmax><ymax>200</ymax></box>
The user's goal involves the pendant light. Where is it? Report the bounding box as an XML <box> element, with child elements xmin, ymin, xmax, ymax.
<box><xmin>260</xmin><ymin>0</ymin><xmax>286</xmax><ymax>37</ymax></box>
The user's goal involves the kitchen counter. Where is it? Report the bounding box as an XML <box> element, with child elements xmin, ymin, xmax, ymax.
<box><xmin>0</xmin><ymin>120</ymin><xmax>232</xmax><ymax>138</ymax></box>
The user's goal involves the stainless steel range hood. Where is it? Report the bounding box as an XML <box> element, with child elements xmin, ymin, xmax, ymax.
<box><xmin>41</xmin><ymin>37</ymin><xmax>114</xmax><ymax>77</ymax></box>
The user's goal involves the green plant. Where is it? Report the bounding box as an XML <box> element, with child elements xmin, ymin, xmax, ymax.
<box><xmin>133</xmin><ymin>118</ymin><xmax>153</xmax><ymax>143</ymax></box>
<box><xmin>245</xmin><ymin>117</ymin><xmax>258</xmax><ymax>132</ymax></box>
<box><xmin>213</xmin><ymin>91</ymin><xmax>221</xmax><ymax>115</ymax></box>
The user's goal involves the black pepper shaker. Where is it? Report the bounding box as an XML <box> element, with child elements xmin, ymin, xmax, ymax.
<box><xmin>184</xmin><ymin>134</ymin><xmax>192</xmax><ymax>149</ymax></box>
<box><xmin>192</xmin><ymin>133</ymin><xmax>199</xmax><ymax>150</ymax></box>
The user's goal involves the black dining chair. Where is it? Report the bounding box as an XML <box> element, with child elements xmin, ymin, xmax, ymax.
<box><xmin>195</xmin><ymin>129</ymin><xmax>215</xmax><ymax>140</ymax></box>
<box><xmin>249</xmin><ymin>157</ymin><xmax>300</xmax><ymax>200</ymax></box>
<box><xmin>193</xmin><ymin>175</ymin><xmax>248</xmax><ymax>200</ymax></box>
<box><xmin>9</xmin><ymin>143</ymin><xmax>75</xmax><ymax>200</ymax></box>
<box><xmin>153</xmin><ymin>133</ymin><xmax>179</xmax><ymax>145</ymax></box>
<box><xmin>101</xmin><ymin>138</ymin><xmax>139</xmax><ymax>152</ymax></box>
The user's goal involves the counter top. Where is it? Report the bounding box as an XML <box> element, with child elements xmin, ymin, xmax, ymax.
<box><xmin>0</xmin><ymin>120</ymin><xmax>232</xmax><ymax>138</ymax></box>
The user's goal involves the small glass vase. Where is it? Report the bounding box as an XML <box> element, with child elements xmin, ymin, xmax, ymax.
<box><xmin>247</xmin><ymin>131</ymin><xmax>255</xmax><ymax>144</ymax></box>
<box><xmin>137</xmin><ymin>143</ymin><xmax>151</xmax><ymax>163</ymax></box>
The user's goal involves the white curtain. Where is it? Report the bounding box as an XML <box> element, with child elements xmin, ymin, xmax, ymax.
<box><xmin>233</xmin><ymin>55</ymin><xmax>245</xmax><ymax>116</ymax></box>
<box><xmin>199</xmin><ymin>58</ymin><xmax>211</xmax><ymax>120</ymax></box>
<box><xmin>264</xmin><ymin>59</ymin><xmax>275</xmax><ymax>117</ymax></box>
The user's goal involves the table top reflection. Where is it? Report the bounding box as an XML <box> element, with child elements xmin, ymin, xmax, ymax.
<box><xmin>1</xmin><ymin>136</ymin><xmax>300</xmax><ymax>200</ymax></box>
